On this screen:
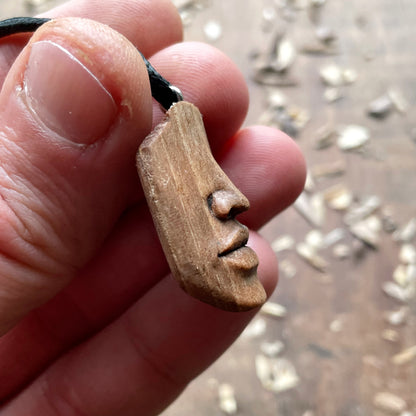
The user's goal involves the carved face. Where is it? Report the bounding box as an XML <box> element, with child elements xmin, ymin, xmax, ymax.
<box><xmin>137</xmin><ymin>102</ymin><xmax>266</xmax><ymax>311</ymax></box>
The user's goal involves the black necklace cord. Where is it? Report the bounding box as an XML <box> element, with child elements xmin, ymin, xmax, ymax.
<box><xmin>0</xmin><ymin>17</ymin><xmax>183</xmax><ymax>110</ymax></box>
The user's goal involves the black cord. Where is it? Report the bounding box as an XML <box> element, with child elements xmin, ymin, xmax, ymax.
<box><xmin>0</xmin><ymin>17</ymin><xmax>183</xmax><ymax>110</ymax></box>
<box><xmin>0</xmin><ymin>17</ymin><xmax>50</xmax><ymax>37</ymax></box>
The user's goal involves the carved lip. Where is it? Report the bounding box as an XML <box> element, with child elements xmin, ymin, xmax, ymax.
<box><xmin>218</xmin><ymin>226</ymin><xmax>249</xmax><ymax>257</ymax></box>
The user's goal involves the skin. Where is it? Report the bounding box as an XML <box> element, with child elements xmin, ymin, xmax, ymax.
<box><xmin>0</xmin><ymin>0</ymin><xmax>306</xmax><ymax>415</ymax></box>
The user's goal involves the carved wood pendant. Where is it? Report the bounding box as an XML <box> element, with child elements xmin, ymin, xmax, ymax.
<box><xmin>136</xmin><ymin>102</ymin><xmax>266</xmax><ymax>312</ymax></box>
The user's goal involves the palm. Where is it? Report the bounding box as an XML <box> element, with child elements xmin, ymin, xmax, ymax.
<box><xmin>0</xmin><ymin>0</ymin><xmax>305</xmax><ymax>414</ymax></box>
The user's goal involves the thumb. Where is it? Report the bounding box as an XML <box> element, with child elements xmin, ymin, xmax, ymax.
<box><xmin>0</xmin><ymin>18</ymin><xmax>152</xmax><ymax>335</ymax></box>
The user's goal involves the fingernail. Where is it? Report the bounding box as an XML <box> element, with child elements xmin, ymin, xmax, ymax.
<box><xmin>24</xmin><ymin>40</ymin><xmax>117</xmax><ymax>144</ymax></box>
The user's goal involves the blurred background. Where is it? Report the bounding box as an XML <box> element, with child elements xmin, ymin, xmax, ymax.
<box><xmin>1</xmin><ymin>1</ymin><xmax>415</xmax><ymax>415</ymax></box>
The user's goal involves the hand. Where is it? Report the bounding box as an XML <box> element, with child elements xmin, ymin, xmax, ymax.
<box><xmin>0</xmin><ymin>0</ymin><xmax>306</xmax><ymax>414</ymax></box>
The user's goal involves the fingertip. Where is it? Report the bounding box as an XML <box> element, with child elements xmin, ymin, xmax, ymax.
<box><xmin>150</xmin><ymin>41</ymin><xmax>249</xmax><ymax>149</ymax></box>
<box><xmin>222</xmin><ymin>125</ymin><xmax>307</xmax><ymax>229</ymax></box>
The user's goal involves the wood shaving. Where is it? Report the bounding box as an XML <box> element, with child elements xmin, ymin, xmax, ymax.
<box><xmin>367</xmin><ymin>94</ymin><xmax>393</xmax><ymax>118</ymax></box>
<box><xmin>332</xmin><ymin>243</ymin><xmax>351</xmax><ymax>259</ymax></box>
<box><xmin>218</xmin><ymin>383</ymin><xmax>237</xmax><ymax>414</ymax></box>
<box><xmin>323</xmin><ymin>228</ymin><xmax>347</xmax><ymax>247</ymax></box>
<box><xmin>304</xmin><ymin>170</ymin><xmax>316</xmax><ymax>192</ymax></box>
<box><xmin>344</xmin><ymin>196</ymin><xmax>381</xmax><ymax>226</ymax></box>
<box><xmin>296</xmin><ymin>242</ymin><xmax>328</xmax><ymax>271</ymax></box>
<box><xmin>311</xmin><ymin>160</ymin><xmax>346</xmax><ymax>179</ymax></box>
<box><xmin>279</xmin><ymin>259</ymin><xmax>297</xmax><ymax>279</ymax></box>
<box><xmin>337</xmin><ymin>125</ymin><xmax>370</xmax><ymax>151</ymax></box>
<box><xmin>271</xmin><ymin>235</ymin><xmax>295</xmax><ymax>253</ymax></box>
<box><xmin>255</xmin><ymin>355</ymin><xmax>300</xmax><ymax>393</ymax></box>
<box><xmin>382</xmin><ymin>281</ymin><xmax>414</xmax><ymax>303</ymax></box>
<box><xmin>384</xmin><ymin>306</ymin><xmax>409</xmax><ymax>326</ymax></box>
<box><xmin>314</xmin><ymin>124</ymin><xmax>336</xmax><ymax>149</ymax></box>
<box><xmin>381</xmin><ymin>328</ymin><xmax>400</xmax><ymax>343</ymax></box>
<box><xmin>393</xmin><ymin>218</ymin><xmax>416</xmax><ymax>243</ymax></box>
<box><xmin>391</xmin><ymin>345</ymin><xmax>416</xmax><ymax>365</ymax></box>
<box><xmin>349</xmin><ymin>216</ymin><xmax>381</xmax><ymax>248</ymax></box>
<box><xmin>260</xmin><ymin>340</ymin><xmax>285</xmax><ymax>357</ymax></box>
<box><xmin>305</xmin><ymin>230</ymin><xmax>325</xmax><ymax>250</ymax></box>
<box><xmin>241</xmin><ymin>318</ymin><xmax>267</xmax><ymax>339</ymax></box>
<box><xmin>294</xmin><ymin>192</ymin><xmax>326</xmax><ymax>227</ymax></box>
<box><xmin>323</xmin><ymin>183</ymin><xmax>354</xmax><ymax>210</ymax></box>
<box><xmin>373</xmin><ymin>392</ymin><xmax>407</xmax><ymax>414</ymax></box>
<box><xmin>260</xmin><ymin>301</ymin><xmax>287</xmax><ymax>318</ymax></box>
<box><xmin>399</xmin><ymin>244</ymin><xmax>416</xmax><ymax>264</ymax></box>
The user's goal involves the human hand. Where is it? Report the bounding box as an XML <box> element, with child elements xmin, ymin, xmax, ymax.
<box><xmin>0</xmin><ymin>0</ymin><xmax>305</xmax><ymax>414</ymax></box>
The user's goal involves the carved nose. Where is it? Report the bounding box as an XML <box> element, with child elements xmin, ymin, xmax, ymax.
<box><xmin>209</xmin><ymin>189</ymin><xmax>250</xmax><ymax>220</ymax></box>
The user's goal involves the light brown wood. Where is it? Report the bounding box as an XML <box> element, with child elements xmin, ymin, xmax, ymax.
<box><xmin>136</xmin><ymin>101</ymin><xmax>266</xmax><ymax>311</ymax></box>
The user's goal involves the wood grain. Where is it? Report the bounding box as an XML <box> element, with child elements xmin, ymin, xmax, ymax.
<box><xmin>136</xmin><ymin>101</ymin><xmax>266</xmax><ymax>312</ymax></box>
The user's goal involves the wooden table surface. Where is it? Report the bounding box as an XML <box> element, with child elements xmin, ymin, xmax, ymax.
<box><xmin>1</xmin><ymin>1</ymin><xmax>415</xmax><ymax>415</ymax></box>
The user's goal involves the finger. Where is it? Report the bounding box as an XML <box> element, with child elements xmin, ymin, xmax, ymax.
<box><xmin>41</xmin><ymin>0</ymin><xmax>183</xmax><ymax>56</ymax></box>
<box><xmin>0</xmin><ymin>0</ymin><xmax>183</xmax><ymax>85</ymax></box>
<box><xmin>149</xmin><ymin>42</ymin><xmax>249</xmax><ymax>154</ymax></box>
<box><xmin>220</xmin><ymin>125</ymin><xmax>306</xmax><ymax>229</ymax></box>
<box><xmin>0</xmin><ymin>18</ymin><xmax>153</xmax><ymax>336</ymax></box>
<box><xmin>0</xmin><ymin>124</ymin><xmax>305</xmax><ymax>399</ymax></box>
<box><xmin>2</xmin><ymin>233</ymin><xmax>278</xmax><ymax>416</ymax></box>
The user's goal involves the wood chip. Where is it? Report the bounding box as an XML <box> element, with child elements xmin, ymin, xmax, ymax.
<box><xmin>304</xmin><ymin>170</ymin><xmax>316</xmax><ymax>192</ymax></box>
<box><xmin>320</xmin><ymin>64</ymin><xmax>343</xmax><ymax>86</ymax></box>
<box><xmin>332</xmin><ymin>244</ymin><xmax>351</xmax><ymax>259</ymax></box>
<box><xmin>294</xmin><ymin>192</ymin><xmax>326</xmax><ymax>227</ymax></box>
<box><xmin>388</xmin><ymin>88</ymin><xmax>408</xmax><ymax>114</ymax></box>
<box><xmin>329</xmin><ymin>318</ymin><xmax>343</xmax><ymax>332</ymax></box>
<box><xmin>275</xmin><ymin>38</ymin><xmax>297</xmax><ymax>72</ymax></box>
<box><xmin>391</xmin><ymin>345</ymin><xmax>416</xmax><ymax>365</ymax></box>
<box><xmin>344</xmin><ymin>196</ymin><xmax>381</xmax><ymax>226</ymax></box>
<box><xmin>218</xmin><ymin>383</ymin><xmax>237</xmax><ymax>414</ymax></box>
<box><xmin>315</xmin><ymin>26</ymin><xmax>337</xmax><ymax>44</ymax></box>
<box><xmin>296</xmin><ymin>242</ymin><xmax>328</xmax><ymax>271</ymax></box>
<box><xmin>260</xmin><ymin>301</ymin><xmax>287</xmax><ymax>318</ymax></box>
<box><xmin>337</xmin><ymin>125</ymin><xmax>370</xmax><ymax>151</ymax></box>
<box><xmin>305</xmin><ymin>230</ymin><xmax>325</xmax><ymax>250</ymax></box>
<box><xmin>373</xmin><ymin>392</ymin><xmax>407</xmax><ymax>414</ymax></box>
<box><xmin>311</xmin><ymin>160</ymin><xmax>346</xmax><ymax>179</ymax></box>
<box><xmin>241</xmin><ymin>318</ymin><xmax>267</xmax><ymax>339</ymax></box>
<box><xmin>255</xmin><ymin>355</ymin><xmax>299</xmax><ymax>393</ymax></box>
<box><xmin>342</xmin><ymin>68</ymin><xmax>358</xmax><ymax>84</ymax></box>
<box><xmin>314</xmin><ymin>125</ymin><xmax>336</xmax><ymax>149</ymax></box>
<box><xmin>349</xmin><ymin>216</ymin><xmax>381</xmax><ymax>248</ymax></box>
<box><xmin>324</xmin><ymin>87</ymin><xmax>343</xmax><ymax>102</ymax></box>
<box><xmin>399</xmin><ymin>244</ymin><xmax>416</xmax><ymax>264</ymax></box>
<box><xmin>382</xmin><ymin>281</ymin><xmax>413</xmax><ymax>303</ymax></box>
<box><xmin>271</xmin><ymin>235</ymin><xmax>295</xmax><ymax>253</ymax></box>
<box><xmin>393</xmin><ymin>218</ymin><xmax>416</xmax><ymax>243</ymax></box>
<box><xmin>323</xmin><ymin>183</ymin><xmax>354</xmax><ymax>210</ymax></box>
<box><xmin>381</xmin><ymin>328</ymin><xmax>400</xmax><ymax>342</ymax></box>
<box><xmin>279</xmin><ymin>259</ymin><xmax>297</xmax><ymax>279</ymax></box>
<box><xmin>203</xmin><ymin>20</ymin><xmax>222</xmax><ymax>41</ymax></box>
<box><xmin>260</xmin><ymin>340</ymin><xmax>285</xmax><ymax>357</ymax></box>
<box><xmin>323</xmin><ymin>228</ymin><xmax>347</xmax><ymax>247</ymax></box>
<box><xmin>367</xmin><ymin>94</ymin><xmax>393</xmax><ymax>119</ymax></box>
<box><xmin>393</xmin><ymin>264</ymin><xmax>416</xmax><ymax>287</ymax></box>
<box><xmin>384</xmin><ymin>306</ymin><xmax>409</xmax><ymax>326</ymax></box>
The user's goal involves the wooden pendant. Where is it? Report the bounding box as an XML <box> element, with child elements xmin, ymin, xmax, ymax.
<box><xmin>136</xmin><ymin>102</ymin><xmax>266</xmax><ymax>312</ymax></box>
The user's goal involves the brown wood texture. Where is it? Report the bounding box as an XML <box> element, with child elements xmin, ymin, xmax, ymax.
<box><xmin>137</xmin><ymin>101</ymin><xmax>266</xmax><ymax>311</ymax></box>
